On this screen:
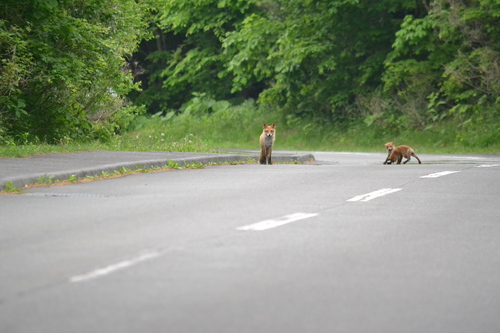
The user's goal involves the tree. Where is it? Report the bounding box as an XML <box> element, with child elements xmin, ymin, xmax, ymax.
<box><xmin>383</xmin><ymin>0</ymin><xmax>500</xmax><ymax>126</ymax></box>
<box><xmin>225</xmin><ymin>0</ymin><xmax>421</xmax><ymax>119</ymax></box>
<box><xmin>132</xmin><ymin>0</ymin><xmax>420</xmax><ymax>121</ymax></box>
<box><xmin>0</xmin><ymin>0</ymin><xmax>148</xmax><ymax>143</ymax></box>
<box><xmin>129</xmin><ymin>0</ymin><xmax>260</xmax><ymax>114</ymax></box>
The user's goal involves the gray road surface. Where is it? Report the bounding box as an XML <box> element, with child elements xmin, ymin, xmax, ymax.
<box><xmin>1</xmin><ymin>151</ymin><xmax>500</xmax><ymax>333</ymax></box>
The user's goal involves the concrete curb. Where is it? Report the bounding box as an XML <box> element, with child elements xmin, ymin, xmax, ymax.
<box><xmin>0</xmin><ymin>153</ymin><xmax>314</xmax><ymax>191</ymax></box>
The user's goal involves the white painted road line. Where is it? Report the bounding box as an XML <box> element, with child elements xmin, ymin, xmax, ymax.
<box><xmin>347</xmin><ymin>188</ymin><xmax>402</xmax><ymax>202</ymax></box>
<box><xmin>237</xmin><ymin>213</ymin><xmax>319</xmax><ymax>231</ymax></box>
<box><xmin>72</xmin><ymin>213</ymin><xmax>320</xmax><ymax>281</ymax></box>
<box><xmin>70</xmin><ymin>251</ymin><xmax>162</xmax><ymax>283</ymax></box>
<box><xmin>420</xmin><ymin>171</ymin><xmax>460</xmax><ymax>178</ymax></box>
<box><xmin>477</xmin><ymin>164</ymin><xmax>500</xmax><ymax>168</ymax></box>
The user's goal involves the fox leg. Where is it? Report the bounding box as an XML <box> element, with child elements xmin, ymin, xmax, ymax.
<box><xmin>267</xmin><ymin>148</ymin><xmax>272</xmax><ymax>165</ymax></box>
<box><xmin>403</xmin><ymin>153</ymin><xmax>411</xmax><ymax>164</ymax></box>
<box><xmin>383</xmin><ymin>149</ymin><xmax>393</xmax><ymax>164</ymax></box>
<box><xmin>259</xmin><ymin>148</ymin><xmax>266</xmax><ymax>164</ymax></box>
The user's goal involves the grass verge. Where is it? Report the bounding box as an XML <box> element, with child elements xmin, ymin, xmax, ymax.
<box><xmin>1</xmin><ymin>105</ymin><xmax>499</xmax><ymax>158</ymax></box>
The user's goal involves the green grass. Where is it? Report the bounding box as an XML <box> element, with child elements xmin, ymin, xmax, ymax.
<box><xmin>1</xmin><ymin>106</ymin><xmax>499</xmax><ymax>158</ymax></box>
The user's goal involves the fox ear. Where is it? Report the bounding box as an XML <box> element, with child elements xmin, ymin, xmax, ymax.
<box><xmin>271</xmin><ymin>123</ymin><xmax>276</xmax><ymax>128</ymax></box>
<box><xmin>263</xmin><ymin>123</ymin><xmax>267</xmax><ymax>128</ymax></box>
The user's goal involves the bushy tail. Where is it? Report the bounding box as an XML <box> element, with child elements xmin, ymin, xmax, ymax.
<box><xmin>412</xmin><ymin>152</ymin><xmax>422</xmax><ymax>164</ymax></box>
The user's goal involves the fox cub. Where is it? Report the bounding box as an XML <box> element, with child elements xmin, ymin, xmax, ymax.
<box><xmin>259</xmin><ymin>123</ymin><xmax>276</xmax><ymax>165</ymax></box>
<box><xmin>384</xmin><ymin>142</ymin><xmax>421</xmax><ymax>165</ymax></box>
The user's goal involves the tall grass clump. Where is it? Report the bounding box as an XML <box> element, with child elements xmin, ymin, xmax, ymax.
<box><xmin>124</xmin><ymin>98</ymin><xmax>281</xmax><ymax>151</ymax></box>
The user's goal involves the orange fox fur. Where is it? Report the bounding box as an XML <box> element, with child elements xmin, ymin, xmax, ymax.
<box><xmin>384</xmin><ymin>142</ymin><xmax>421</xmax><ymax>165</ymax></box>
<box><xmin>259</xmin><ymin>123</ymin><xmax>276</xmax><ymax>165</ymax></box>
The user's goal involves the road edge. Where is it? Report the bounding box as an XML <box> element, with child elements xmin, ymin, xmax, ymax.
<box><xmin>0</xmin><ymin>152</ymin><xmax>315</xmax><ymax>191</ymax></box>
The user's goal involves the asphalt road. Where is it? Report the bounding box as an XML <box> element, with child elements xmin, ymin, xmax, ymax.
<box><xmin>1</xmin><ymin>151</ymin><xmax>500</xmax><ymax>333</ymax></box>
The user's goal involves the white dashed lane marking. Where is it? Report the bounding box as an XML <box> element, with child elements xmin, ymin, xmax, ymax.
<box><xmin>346</xmin><ymin>188</ymin><xmax>402</xmax><ymax>202</ymax></box>
<box><xmin>237</xmin><ymin>213</ymin><xmax>319</xmax><ymax>231</ymax></box>
<box><xmin>72</xmin><ymin>213</ymin><xmax>320</xmax><ymax>282</ymax></box>
<box><xmin>70</xmin><ymin>251</ymin><xmax>162</xmax><ymax>283</ymax></box>
<box><xmin>420</xmin><ymin>171</ymin><xmax>460</xmax><ymax>178</ymax></box>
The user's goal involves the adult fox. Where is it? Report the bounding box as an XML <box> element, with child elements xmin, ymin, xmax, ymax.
<box><xmin>384</xmin><ymin>142</ymin><xmax>421</xmax><ymax>164</ymax></box>
<box><xmin>259</xmin><ymin>123</ymin><xmax>276</xmax><ymax>165</ymax></box>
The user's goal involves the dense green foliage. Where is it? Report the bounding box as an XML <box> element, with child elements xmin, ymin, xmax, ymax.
<box><xmin>0</xmin><ymin>0</ymin><xmax>149</xmax><ymax>143</ymax></box>
<box><xmin>383</xmin><ymin>0</ymin><xmax>500</xmax><ymax>128</ymax></box>
<box><xmin>1</xmin><ymin>0</ymin><xmax>499</xmax><ymax>150</ymax></box>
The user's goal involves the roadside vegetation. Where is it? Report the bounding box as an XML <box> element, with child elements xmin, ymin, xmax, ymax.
<box><xmin>1</xmin><ymin>0</ymin><xmax>499</xmax><ymax>158</ymax></box>
<box><xmin>2</xmin><ymin>103</ymin><xmax>498</xmax><ymax>158</ymax></box>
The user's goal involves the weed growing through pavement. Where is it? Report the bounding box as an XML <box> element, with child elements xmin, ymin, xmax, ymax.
<box><xmin>37</xmin><ymin>174</ymin><xmax>55</xmax><ymax>186</ymax></box>
<box><xmin>167</xmin><ymin>160</ymin><xmax>182</xmax><ymax>170</ymax></box>
<box><xmin>183</xmin><ymin>162</ymin><xmax>204</xmax><ymax>169</ymax></box>
<box><xmin>3</xmin><ymin>182</ymin><xmax>20</xmax><ymax>194</ymax></box>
